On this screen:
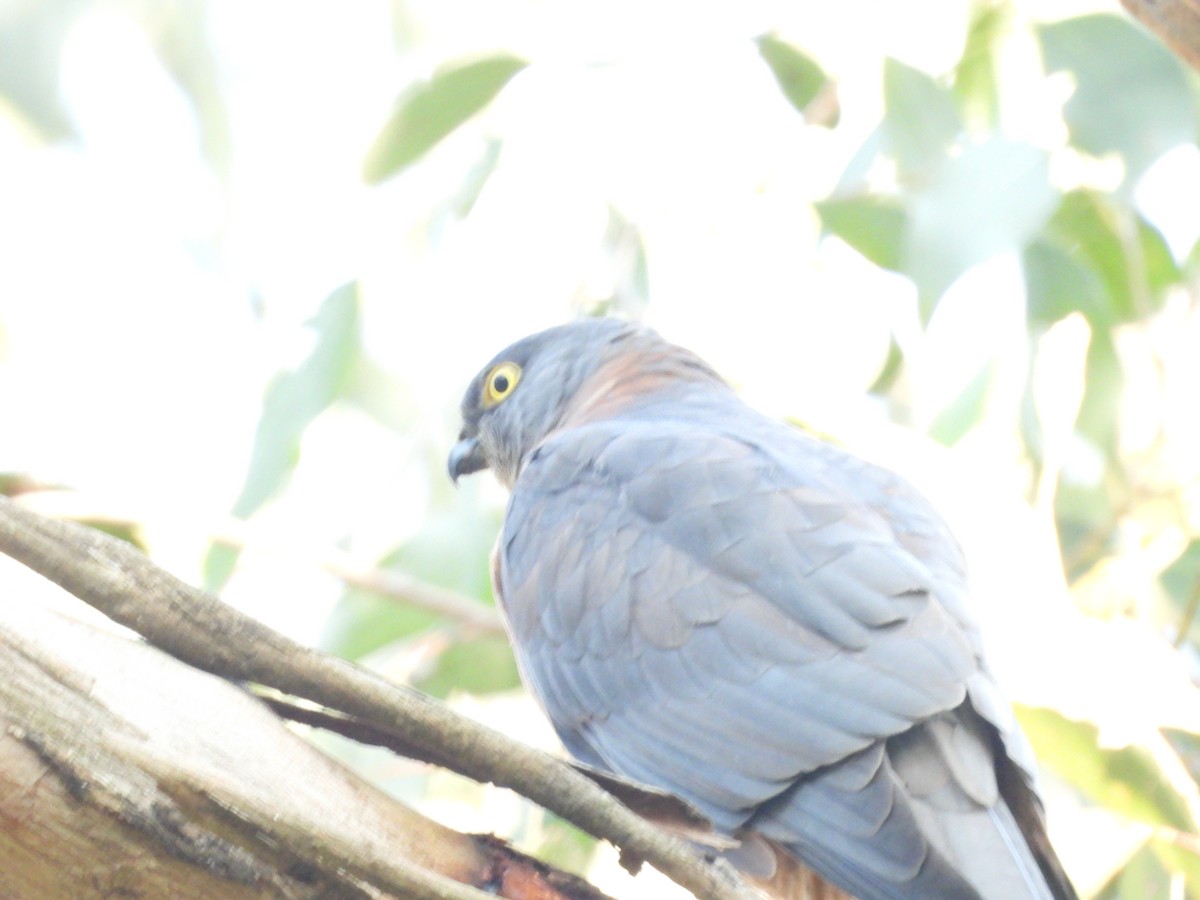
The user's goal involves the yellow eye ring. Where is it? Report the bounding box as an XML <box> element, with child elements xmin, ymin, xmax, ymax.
<box><xmin>482</xmin><ymin>361</ymin><xmax>522</xmax><ymax>407</ymax></box>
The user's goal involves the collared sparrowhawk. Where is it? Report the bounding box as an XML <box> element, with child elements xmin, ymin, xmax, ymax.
<box><xmin>448</xmin><ymin>318</ymin><xmax>1075</xmax><ymax>900</ymax></box>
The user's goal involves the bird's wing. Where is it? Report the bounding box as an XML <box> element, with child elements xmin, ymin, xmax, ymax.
<box><xmin>500</xmin><ymin>418</ymin><xmax>978</xmax><ymax>788</ymax></box>
<box><xmin>496</xmin><ymin>414</ymin><xmax>1061</xmax><ymax>899</ymax></box>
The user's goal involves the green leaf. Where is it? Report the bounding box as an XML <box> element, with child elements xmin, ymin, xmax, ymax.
<box><xmin>202</xmin><ymin>543</ymin><xmax>240</xmax><ymax>592</ymax></box>
<box><xmin>1038</xmin><ymin>15</ymin><xmax>1197</xmax><ymax>187</ymax></box>
<box><xmin>953</xmin><ymin>2</ymin><xmax>1007</xmax><ymax>130</ymax></box>
<box><xmin>533</xmin><ymin>816</ymin><xmax>598</xmax><ymax>875</ymax></box>
<box><xmin>233</xmin><ymin>283</ymin><xmax>359</xmax><ymax>518</ymax></box>
<box><xmin>363</xmin><ymin>54</ymin><xmax>528</xmax><ymax>183</ymax></box>
<box><xmin>1098</xmin><ymin>825</ymin><xmax>1200</xmax><ymax>899</ymax></box>
<box><xmin>905</xmin><ymin>138</ymin><xmax>1056</xmax><ymax>320</ymax></box>
<box><xmin>1041</xmin><ymin>191</ymin><xmax>1176</xmax><ymax>329</ymax></box>
<box><xmin>1023</xmin><ymin>238</ymin><xmax>1109</xmax><ymax>327</ymax></box>
<box><xmin>882</xmin><ymin>58</ymin><xmax>962</xmax><ymax>176</ymax></box>
<box><xmin>1018</xmin><ymin>351</ymin><xmax>1045</xmax><ymax>481</ymax></box>
<box><xmin>1095</xmin><ymin>842</ymin><xmax>1173</xmax><ymax>899</ymax></box>
<box><xmin>447</xmin><ymin>138</ymin><xmax>503</xmax><ymax>221</ymax></box>
<box><xmin>1055</xmin><ymin>477</ymin><xmax>1121</xmax><ymax>582</ymax></box>
<box><xmin>0</xmin><ymin>0</ymin><xmax>83</xmax><ymax>140</ymax></box>
<box><xmin>1075</xmin><ymin>328</ymin><xmax>1123</xmax><ymax>459</ymax></box>
<box><xmin>318</xmin><ymin>583</ymin><xmax>437</xmax><ymax>662</ymax></box>
<box><xmin>929</xmin><ymin>362</ymin><xmax>993</xmax><ymax>445</ymax></box>
<box><xmin>204</xmin><ymin>283</ymin><xmax>360</xmax><ymax>589</ymax></box>
<box><xmin>1018</xmin><ymin>706</ymin><xmax>1198</xmax><ymax>831</ymax></box>
<box><xmin>320</xmin><ymin>484</ymin><xmax>501</xmax><ymax>659</ymax></box>
<box><xmin>1043</xmin><ymin>192</ymin><xmax>1129</xmax><ymax>328</ymax></box>
<box><xmin>1164</xmin><ymin>729</ymin><xmax>1200</xmax><ymax>795</ymax></box>
<box><xmin>144</xmin><ymin>1</ymin><xmax>233</xmax><ymax>175</ymax></box>
<box><xmin>815</xmin><ymin>196</ymin><xmax>906</xmax><ymax>270</ymax></box>
<box><xmin>416</xmin><ymin>635</ymin><xmax>520</xmax><ymax>699</ymax></box>
<box><xmin>756</xmin><ymin>35</ymin><xmax>838</xmax><ymax>126</ymax></box>
<box><xmin>868</xmin><ymin>337</ymin><xmax>905</xmax><ymax>396</ymax></box>
<box><xmin>1160</xmin><ymin>541</ymin><xmax>1200</xmax><ymax>648</ymax></box>
<box><xmin>1139</xmin><ymin>215</ymin><xmax>1182</xmax><ymax>291</ymax></box>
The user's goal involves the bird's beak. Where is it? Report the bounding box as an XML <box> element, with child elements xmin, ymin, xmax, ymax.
<box><xmin>448</xmin><ymin>436</ymin><xmax>488</xmax><ymax>483</ymax></box>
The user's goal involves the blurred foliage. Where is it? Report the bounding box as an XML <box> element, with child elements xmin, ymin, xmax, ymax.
<box><xmin>320</xmin><ymin>486</ymin><xmax>501</xmax><ymax>662</ymax></box>
<box><xmin>1039</xmin><ymin>15</ymin><xmax>1198</xmax><ymax>190</ymax></box>
<box><xmin>204</xmin><ymin>283</ymin><xmax>360</xmax><ymax>589</ymax></box>
<box><xmin>363</xmin><ymin>54</ymin><xmax>528</xmax><ymax>183</ymax></box>
<box><xmin>3</xmin><ymin>0</ymin><xmax>1200</xmax><ymax>896</ymax></box>
<box><xmin>0</xmin><ymin>0</ymin><xmax>85</xmax><ymax>139</ymax></box>
<box><xmin>1163</xmin><ymin>542</ymin><xmax>1200</xmax><ymax>648</ymax></box>
<box><xmin>756</xmin><ymin>34</ymin><xmax>839</xmax><ymax>126</ymax></box>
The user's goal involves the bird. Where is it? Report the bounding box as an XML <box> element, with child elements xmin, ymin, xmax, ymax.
<box><xmin>448</xmin><ymin>318</ymin><xmax>1076</xmax><ymax>900</ymax></box>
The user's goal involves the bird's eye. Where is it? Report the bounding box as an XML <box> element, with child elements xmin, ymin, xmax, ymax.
<box><xmin>482</xmin><ymin>362</ymin><xmax>522</xmax><ymax>407</ymax></box>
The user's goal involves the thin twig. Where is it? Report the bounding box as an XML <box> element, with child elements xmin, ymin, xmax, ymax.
<box><xmin>306</xmin><ymin>545</ymin><xmax>504</xmax><ymax>635</ymax></box>
<box><xmin>0</xmin><ymin>496</ymin><xmax>753</xmax><ymax>900</ymax></box>
<box><xmin>207</xmin><ymin>515</ymin><xmax>504</xmax><ymax>635</ymax></box>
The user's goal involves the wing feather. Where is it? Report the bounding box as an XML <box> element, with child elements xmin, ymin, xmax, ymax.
<box><xmin>497</xmin><ymin>411</ymin><xmax>1053</xmax><ymax>897</ymax></box>
<box><xmin>502</xmin><ymin>419</ymin><xmax>975</xmax><ymax>795</ymax></box>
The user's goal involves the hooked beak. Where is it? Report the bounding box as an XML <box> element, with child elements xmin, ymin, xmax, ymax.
<box><xmin>448</xmin><ymin>436</ymin><xmax>488</xmax><ymax>483</ymax></box>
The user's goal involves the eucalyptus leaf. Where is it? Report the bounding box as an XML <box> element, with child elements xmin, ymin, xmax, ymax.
<box><xmin>232</xmin><ymin>283</ymin><xmax>359</xmax><ymax>519</ymax></box>
<box><xmin>1095</xmin><ymin>843</ymin><xmax>1173</xmax><ymax>900</ymax></box>
<box><xmin>204</xmin><ymin>283</ymin><xmax>359</xmax><ymax>590</ymax></box>
<box><xmin>1041</xmin><ymin>191</ymin><xmax>1175</xmax><ymax>329</ymax></box>
<box><xmin>1139</xmin><ymin>215</ymin><xmax>1182</xmax><ymax>290</ymax></box>
<box><xmin>1023</xmin><ymin>238</ymin><xmax>1109</xmax><ymax>327</ymax></box>
<box><xmin>363</xmin><ymin>54</ymin><xmax>527</xmax><ymax>183</ymax></box>
<box><xmin>1018</xmin><ymin>706</ymin><xmax>1197</xmax><ymax>831</ymax></box>
<box><xmin>1074</xmin><ymin>328</ymin><xmax>1122</xmax><ymax>457</ymax></box>
<box><xmin>1042</xmin><ymin>192</ymin><xmax>1129</xmax><ymax>329</ymax></box>
<box><xmin>1160</xmin><ymin>540</ymin><xmax>1200</xmax><ymax>647</ymax></box>
<box><xmin>1039</xmin><ymin>15</ymin><xmax>1197</xmax><ymax>188</ymax></box>
<box><xmin>882</xmin><ymin>58</ymin><xmax>962</xmax><ymax>176</ymax></box>
<box><xmin>756</xmin><ymin>35</ymin><xmax>838</xmax><ymax>126</ymax></box>
<box><xmin>815</xmin><ymin>196</ymin><xmax>906</xmax><ymax>271</ymax></box>
<box><xmin>867</xmin><ymin>337</ymin><xmax>905</xmax><ymax>396</ymax></box>
<box><xmin>416</xmin><ymin>636</ymin><xmax>520</xmax><ymax>699</ymax></box>
<box><xmin>953</xmin><ymin>2</ymin><xmax>1007</xmax><ymax>129</ymax></box>
<box><xmin>1055</xmin><ymin>479</ymin><xmax>1120</xmax><ymax>583</ymax></box>
<box><xmin>1164</xmin><ymin>729</ymin><xmax>1200</xmax><ymax>793</ymax></box>
<box><xmin>929</xmin><ymin>362</ymin><xmax>993</xmax><ymax>446</ymax></box>
<box><xmin>905</xmin><ymin>138</ymin><xmax>1055</xmax><ymax>321</ymax></box>
<box><xmin>319</xmin><ymin>583</ymin><xmax>437</xmax><ymax>662</ymax></box>
<box><xmin>144</xmin><ymin>0</ymin><xmax>233</xmax><ymax>175</ymax></box>
<box><xmin>0</xmin><ymin>0</ymin><xmax>84</xmax><ymax>140</ymax></box>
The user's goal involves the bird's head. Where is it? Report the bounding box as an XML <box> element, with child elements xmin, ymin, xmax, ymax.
<box><xmin>448</xmin><ymin>318</ymin><xmax>638</xmax><ymax>488</ymax></box>
<box><xmin>448</xmin><ymin>318</ymin><xmax>722</xmax><ymax>489</ymax></box>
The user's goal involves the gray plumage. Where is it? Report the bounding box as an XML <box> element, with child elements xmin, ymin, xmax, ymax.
<box><xmin>449</xmin><ymin>318</ymin><xmax>1075</xmax><ymax>900</ymax></box>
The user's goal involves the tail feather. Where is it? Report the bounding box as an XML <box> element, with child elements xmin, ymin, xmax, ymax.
<box><xmin>889</xmin><ymin>707</ymin><xmax>1077</xmax><ymax>900</ymax></box>
<box><xmin>738</xmin><ymin>704</ymin><xmax>1077</xmax><ymax>899</ymax></box>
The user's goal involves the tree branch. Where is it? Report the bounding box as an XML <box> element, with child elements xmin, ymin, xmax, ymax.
<box><xmin>1121</xmin><ymin>0</ymin><xmax>1200</xmax><ymax>70</ymax></box>
<box><xmin>0</xmin><ymin>603</ymin><xmax>592</xmax><ymax>900</ymax></box>
<box><xmin>0</xmin><ymin>496</ymin><xmax>753</xmax><ymax>900</ymax></box>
